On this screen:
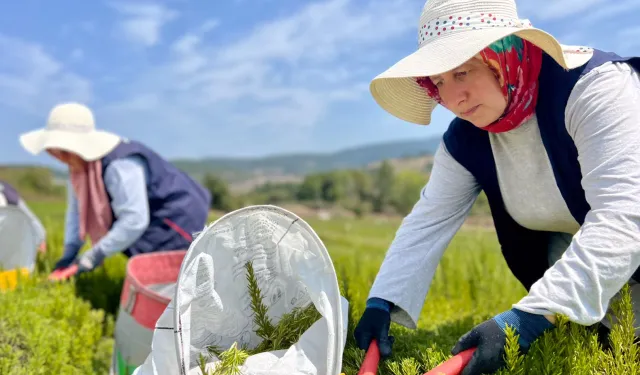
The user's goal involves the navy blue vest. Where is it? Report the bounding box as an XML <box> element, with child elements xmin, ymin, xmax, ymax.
<box><xmin>0</xmin><ymin>181</ymin><xmax>20</xmax><ymax>206</ymax></box>
<box><xmin>443</xmin><ymin>49</ymin><xmax>640</xmax><ymax>291</ymax></box>
<box><xmin>101</xmin><ymin>140</ymin><xmax>212</xmax><ymax>257</ymax></box>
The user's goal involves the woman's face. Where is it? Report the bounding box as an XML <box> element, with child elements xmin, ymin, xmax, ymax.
<box><xmin>429</xmin><ymin>57</ymin><xmax>507</xmax><ymax>128</ymax></box>
<box><xmin>46</xmin><ymin>149</ymin><xmax>86</xmax><ymax>170</ymax></box>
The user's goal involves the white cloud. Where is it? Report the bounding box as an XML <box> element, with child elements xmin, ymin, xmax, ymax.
<box><xmin>615</xmin><ymin>26</ymin><xmax>640</xmax><ymax>54</ymax></box>
<box><xmin>107</xmin><ymin>0</ymin><xmax>419</xmax><ymax>137</ymax></box>
<box><xmin>517</xmin><ymin>0</ymin><xmax>607</xmax><ymax>20</ymax></box>
<box><xmin>199</xmin><ymin>19</ymin><xmax>219</xmax><ymax>33</ymax></box>
<box><xmin>110</xmin><ymin>2</ymin><xmax>178</xmax><ymax>47</ymax></box>
<box><xmin>60</xmin><ymin>21</ymin><xmax>96</xmax><ymax>38</ymax></box>
<box><xmin>216</xmin><ymin>0</ymin><xmax>415</xmax><ymax>65</ymax></box>
<box><xmin>0</xmin><ymin>34</ymin><xmax>92</xmax><ymax>115</ymax></box>
<box><xmin>579</xmin><ymin>0</ymin><xmax>640</xmax><ymax>23</ymax></box>
<box><xmin>70</xmin><ymin>48</ymin><xmax>84</xmax><ymax>62</ymax></box>
<box><xmin>619</xmin><ymin>26</ymin><xmax>640</xmax><ymax>38</ymax></box>
<box><xmin>618</xmin><ymin>26</ymin><xmax>640</xmax><ymax>39</ymax></box>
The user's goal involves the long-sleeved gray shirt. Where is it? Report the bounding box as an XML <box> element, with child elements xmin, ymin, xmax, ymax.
<box><xmin>368</xmin><ymin>60</ymin><xmax>640</xmax><ymax>330</ymax></box>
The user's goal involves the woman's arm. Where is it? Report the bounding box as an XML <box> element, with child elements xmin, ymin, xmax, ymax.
<box><xmin>93</xmin><ymin>156</ymin><xmax>150</xmax><ymax>257</ymax></box>
<box><xmin>514</xmin><ymin>61</ymin><xmax>640</xmax><ymax>325</ymax></box>
<box><xmin>63</xmin><ymin>179</ymin><xmax>85</xmax><ymax>254</ymax></box>
<box><xmin>367</xmin><ymin>141</ymin><xmax>481</xmax><ymax>329</ymax></box>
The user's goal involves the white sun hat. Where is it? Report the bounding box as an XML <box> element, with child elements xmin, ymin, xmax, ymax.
<box><xmin>19</xmin><ymin>102</ymin><xmax>121</xmax><ymax>161</ymax></box>
<box><xmin>369</xmin><ymin>0</ymin><xmax>595</xmax><ymax>126</ymax></box>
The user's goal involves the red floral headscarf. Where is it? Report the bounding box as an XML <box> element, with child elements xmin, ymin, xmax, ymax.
<box><xmin>417</xmin><ymin>35</ymin><xmax>543</xmax><ymax>133</ymax></box>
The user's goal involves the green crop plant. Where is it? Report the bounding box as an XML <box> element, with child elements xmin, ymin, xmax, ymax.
<box><xmin>2</xmin><ymin>204</ymin><xmax>639</xmax><ymax>374</ymax></box>
<box><xmin>0</xmin><ymin>275</ymin><xmax>113</xmax><ymax>374</ymax></box>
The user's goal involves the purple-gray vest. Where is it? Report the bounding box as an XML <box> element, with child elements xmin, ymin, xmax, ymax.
<box><xmin>0</xmin><ymin>181</ymin><xmax>20</xmax><ymax>206</ymax></box>
<box><xmin>101</xmin><ymin>140</ymin><xmax>212</xmax><ymax>257</ymax></box>
<box><xmin>442</xmin><ymin>49</ymin><xmax>640</xmax><ymax>291</ymax></box>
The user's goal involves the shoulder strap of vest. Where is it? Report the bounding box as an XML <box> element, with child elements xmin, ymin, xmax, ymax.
<box><xmin>535</xmin><ymin>52</ymin><xmax>591</xmax><ymax>225</ymax></box>
<box><xmin>100</xmin><ymin>139</ymin><xmax>150</xmax><ymax>172</ymax></box>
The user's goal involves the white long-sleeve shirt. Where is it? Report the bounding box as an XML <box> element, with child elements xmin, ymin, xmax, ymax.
<box><xmin>368</xmin><ymin>60</ymin><xmax>640</xmax><ymax>330</ymax></box>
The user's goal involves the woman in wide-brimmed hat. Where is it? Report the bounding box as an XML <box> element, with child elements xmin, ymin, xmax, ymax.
<box><xmin>354</xmin><ymin>0</ymin><xmax>640</xmax><ymax>373</ymax></box>
<box><xmin>19</xmin><ymin>102</ymin><xmax>211</xmax><ymax>276</ymax></box>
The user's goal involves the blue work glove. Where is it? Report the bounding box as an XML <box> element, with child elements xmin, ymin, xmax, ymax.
<box><xmin>53</xmin><ymin>245</ymin><xmax>81</xmax><ymax>270</ymax></box>
<box><xmin>452</xmin><ymin>308</ymin><xmax>555</xmax><ymax>375</ymax></box>
<box><xmin>75</xmin><ymin>247</ymin><xmax>107</xmax><ymax>275</ymax></box>
<box><xmin>354</xmin><ymin>297</ymin><xmax>395</xmax><ymax>359</ymax></box>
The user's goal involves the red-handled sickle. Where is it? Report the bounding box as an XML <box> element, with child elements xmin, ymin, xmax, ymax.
<box><xmin>357</xmin><ymin>340</ymin><xmax>381</xmax><ymax>375</ymax></box>
<box><xmin>423</xmin><ymin>347</ymin><xmax>476</xmax><ymax>375</ymax></box>
<box><xmin>357</xmin><ymin>340</ymin><xmax>476</xmax><ymax>375</ymax></box>
<box><xmin>48</xmin><ymin>264</ymin><xmax>79</xmax><ymax>281</ymax></box>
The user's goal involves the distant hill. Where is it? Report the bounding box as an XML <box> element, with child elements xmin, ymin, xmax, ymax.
<box><xmin>172</xmin><ymin>136</ymin><xmax>442</xmax><ymax>182</ymax></box>
<box><xmin>1</xmin><ymin>136</ymin><xmax>443</xmax><ymax>194</ymax></box>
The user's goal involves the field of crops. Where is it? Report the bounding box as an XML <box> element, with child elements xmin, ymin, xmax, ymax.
<box><xmin>2</xmin><ymin>202</ymin><xmax>639</xmax><ymax>374</ymax></box>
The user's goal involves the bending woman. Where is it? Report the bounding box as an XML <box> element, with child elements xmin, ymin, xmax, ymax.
<box><xmin>354</xmin><ymin>0</ymin><xmax>640</xmax><ymax>374</ymax></box>
<box><xmin>19</xmin><ymin>102</ymin><xmax>211</xmax><ymax>275</ymax></box>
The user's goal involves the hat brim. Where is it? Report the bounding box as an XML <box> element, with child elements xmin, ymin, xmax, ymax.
<box><xmin>370</xmin><ymin>26</ymin><xmax>591</xmax><ymax>125</ymax></box>
<box><xmin>19</xmin><ymin>128</ymin><xmax>121</xmax><ymax>161</ymax></box>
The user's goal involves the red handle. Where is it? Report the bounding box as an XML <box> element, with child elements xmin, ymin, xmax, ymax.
<box><xmin>423</xmin><ymin>347</ymin><xmax>476</xmax><ymax>375</ymax></box>
<box><xmin>48</xmin><ymin>264</ymin><xmax>79</xmax><ymax>281</ymax></box>
<box><xmin>358</xmin><ymin>340</ymin><xmax>381</xmax><ymax>375</ymax></box>
<box><xmin>356</xmin><ymin>341</ymin><xmax>475</xmax><ymax>375</ymax></box>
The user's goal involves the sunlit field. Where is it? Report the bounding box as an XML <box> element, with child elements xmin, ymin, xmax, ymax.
<box><xmin>2</xmin><ymin>203</ymin><xmax>638</xmax><ymax>375</ymax></box>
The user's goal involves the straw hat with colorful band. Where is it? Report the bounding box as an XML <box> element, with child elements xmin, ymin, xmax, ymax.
<box><xmin>369</xmin><ymin>0</ymin><xmax>595</xmax><ymax>126</ymax></box>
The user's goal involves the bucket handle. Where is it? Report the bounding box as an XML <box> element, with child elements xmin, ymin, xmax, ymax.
<box><xmin>123</xmin><ymin>284</ymin><xmax>137</xmax><ymax>314</ymax></box>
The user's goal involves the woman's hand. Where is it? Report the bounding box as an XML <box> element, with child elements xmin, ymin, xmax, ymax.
<box><xmin>76</xmin><ymin>247</ymin><xmax>107</xmax><ymax>274</ymax></box>
<box><xmin>354</xmin><ymin>298</ymin><xmax>395</xmax><ymax>359</ymax></box>
<box><xmin>452</xmin><ymin>308</ymin><xmax>555</xmax><ymax>375</ymax></box>
<box><xmin>53</xmin><ymin>246</ymin><xmax>80</xmax><ymax>270</ymax></box>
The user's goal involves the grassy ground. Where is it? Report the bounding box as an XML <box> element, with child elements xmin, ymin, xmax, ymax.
<box><xmin>3</xmin><ymin>202</ymin><xmax>640</xmax><ymax>374</ymax></box>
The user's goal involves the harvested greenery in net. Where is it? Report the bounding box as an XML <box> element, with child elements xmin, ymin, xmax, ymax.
<box><xmin>202</xmin><ymin>261</ymin><xmax>321</xmax><ymax>374</ymax></box>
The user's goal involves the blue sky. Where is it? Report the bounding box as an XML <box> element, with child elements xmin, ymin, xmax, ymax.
<box><xmin>1</xmin><ymin>0</ymin><xmax>638</xmax><ymax>167</ymax></box>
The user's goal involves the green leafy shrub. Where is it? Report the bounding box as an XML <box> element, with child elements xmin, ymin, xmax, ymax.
<box><xmin>35</xmin><ymin>217</ymin><xmax>129</xmax><ymax>316</ymax></box>
<box><xmin>0</xmin><ymin>277</ymin><xmax>113</xmax><ymax>374</ymax></box>
<box><xmin>4</xmin><ymin>209</ymin><xmax>640</xmax><ymax>375</ymax></box>
<box><xmin>0</xmin><ymin>215</ymin><xmax>122</xmax><ymax>374</ymax></box>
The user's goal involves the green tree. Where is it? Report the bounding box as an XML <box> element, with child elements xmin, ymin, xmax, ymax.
<box><xmin>391</xmin><ymin>170</ymin><xmax>428</xmax><ymax>215</ymax></box>
<box><xmin>372</xmin><ymin>160</ymin><xmax>395</xmax><ymax>213</ymax></box>
<box><xmin>297</xmin><ymin>174</ymin><xmax>324</xmax><ymax>202</ymax></box>
<box><xmin>202</xmin><ymin>173</ymin><xmax>233</xmax><ymax>211</ymax></box>
<box><xmin>350</xmin><ymin>170</ymin><xmax>374</xmax><ymax>202</ymax></box>
<box><xmin>251</xmin><ymin>182</ymin><xmax>299</xmax><ymax>204</ymax></box>
<box><xmin>321</xmin><ymin>171</ymin><xmax>358</xmax><ymax>203</ymax></box>
<box><xmin>320</xmin><ymin>173</ymin><xmax>341</xmax><ymax>203</ymax></box>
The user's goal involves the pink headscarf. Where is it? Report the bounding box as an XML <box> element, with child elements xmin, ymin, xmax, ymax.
<box><xmin>70</xmin><ymin>160</ymin><xmax>113</xmax><ymax>243</ymax></box>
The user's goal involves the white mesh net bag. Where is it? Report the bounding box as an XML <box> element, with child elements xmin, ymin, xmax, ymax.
<box><xmin>133</xmin><ymin>205</ymin><xmax>349</xmax><ymax>375</ymax></box>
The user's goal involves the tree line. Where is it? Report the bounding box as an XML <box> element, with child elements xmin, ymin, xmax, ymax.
<box><xmin>202</xmin><ymin>160</ymin><xmax>491</xmax><ymax>217</ymax></box>
<box><xmin>1</xmin><ymin>161</ymin><xmax>490</xmax><ymax>218</ymax></box>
